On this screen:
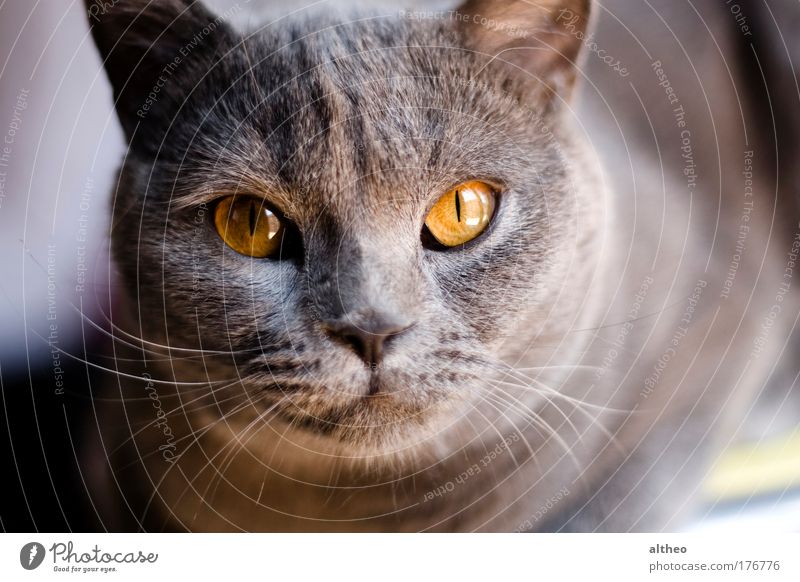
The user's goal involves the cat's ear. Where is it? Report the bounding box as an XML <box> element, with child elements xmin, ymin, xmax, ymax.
<box><xmin>455</xmin><ymin>0</ymin><xmax>590</xmax><ymax>102</ymax></box>
<box><xmin>85</xmin><ymin>0</ymin><xmax>234</xmax><ymax>140</ymax></box>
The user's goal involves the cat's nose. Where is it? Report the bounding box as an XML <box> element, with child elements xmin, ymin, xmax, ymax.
<box><xmin>323</xmin><ymin>311</ymin><xmax>412</xmax><ymax>369</ymax></box>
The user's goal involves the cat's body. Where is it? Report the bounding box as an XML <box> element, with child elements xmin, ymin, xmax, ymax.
<box><xmin>85</xmin><ymin>0</ymin><xmax>793</xmax><ymax>531</ymax></box>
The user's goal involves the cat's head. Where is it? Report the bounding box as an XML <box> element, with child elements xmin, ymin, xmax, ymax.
<box><xmin>88</xmin><ymin>0</ymin><xmax>601</xmax><ymax>453</ymax></box>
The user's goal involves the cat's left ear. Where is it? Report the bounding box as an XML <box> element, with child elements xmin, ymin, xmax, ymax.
<box><xmin>85</xmin><ymin>0</ymin><xmax>235</xmax><ymax>143</ymax></box>
<box><xmin>455</xmin><ymin>0</ymin><xmax>591</xmax><ymax>102</ymax></box>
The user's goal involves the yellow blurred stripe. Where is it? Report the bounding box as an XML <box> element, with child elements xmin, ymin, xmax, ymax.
<box><xmin>706</xmin><ymin>430</ymin><xmax>800</xmax><ymax>501</ymax></box>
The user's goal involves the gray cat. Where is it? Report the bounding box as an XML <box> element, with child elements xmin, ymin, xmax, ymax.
<box><xmin>84</xmin><ymin>0</ymin><xmax>794</xmax><ymax>531</ymax></box>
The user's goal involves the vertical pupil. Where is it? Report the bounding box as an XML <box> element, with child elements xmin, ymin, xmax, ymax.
<box><xmin>455</xmin><ymin>190</ymin><xmax>461</xmax><ymax>223</ymax></box>
<box><xmin>248</xmin><ymin>200</ymin><xmax>257</xmax><ymax>236</ymax></box>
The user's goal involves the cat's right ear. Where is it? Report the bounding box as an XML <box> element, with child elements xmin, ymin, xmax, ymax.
<box><xmin>85</xmin><ymin>0</ymin><xmax>233</xmax><ymax>141</ymax></box>
<box><xmin>454</xmin><ymin>0</ymin><xmax>591</xmax><ymax>104</ymax></box>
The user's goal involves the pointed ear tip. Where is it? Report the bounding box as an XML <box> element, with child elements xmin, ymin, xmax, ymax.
<box><xmin>458</xmin><ymin>0</ymin><xmax>591</xmax><ymax>12</ymax></box>
<box><xmin>84</xmin><ymin>0</ymin><xmax>100</xmax><ymax>22</ymax></box>
<box><xmin>84</xmin><ymin>0</ymin><xmax>124</xmax><ymax>26</ymax></box>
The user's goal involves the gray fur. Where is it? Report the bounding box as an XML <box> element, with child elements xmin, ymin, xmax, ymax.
<box><xmin>84</xmin><ymin>0</ymin><xmax>792</xmax><ymax>531</ymax></box>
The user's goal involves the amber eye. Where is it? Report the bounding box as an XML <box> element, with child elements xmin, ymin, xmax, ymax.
<box><xmin>424</xmin><ymin>181</ymin><xmax>498</xmax><ymax>247</ymax></box>
<box><xmin>214</xmin><ymin>195</ymin><xmax>286</xmax><ymax>258</ymax></box>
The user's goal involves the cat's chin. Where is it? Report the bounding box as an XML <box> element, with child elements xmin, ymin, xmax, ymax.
<box><xmin>260</xmin><ymin>387</ymin><xmax>456</xmax><ymax>451</ymax></box>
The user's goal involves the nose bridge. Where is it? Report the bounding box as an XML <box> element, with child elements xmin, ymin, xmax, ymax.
<box><xmin>359</xmin><ymin>238</ymin><xmax>418</xmax><ymax>313</ymax></box>
<box><xmin>311</xmin><ymin>224</ymin><xmax>420</xmax><ymax>320</ymax></box>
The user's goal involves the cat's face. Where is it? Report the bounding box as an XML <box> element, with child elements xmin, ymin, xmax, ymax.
<box><xmin>93</xmin><ymin>0</ymin><xmax>597</xmax><ymax>450</ymax></box>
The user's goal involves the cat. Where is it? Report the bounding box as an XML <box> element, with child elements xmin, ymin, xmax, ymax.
<box><xmin>83</xmin><ymin>0</ymin><xmax>793</xmax><ymax>531</ymax></box>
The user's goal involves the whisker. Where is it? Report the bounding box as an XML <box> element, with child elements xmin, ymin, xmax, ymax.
<box><xmin>138</xmin><ymin>394</ymin><xmax>282</xmax><ymax>521</ymax></box>
<box><xmin>491</xmin><ymin>382</ymin><xmax>583</xmax><ymax>444</ymax></box>
<box><xmin>483</xmin><ymin>391</ymin><xmax>583</xmax><ymax>473</ymax></box>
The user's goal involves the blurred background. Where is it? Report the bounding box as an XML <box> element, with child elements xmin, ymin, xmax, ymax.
<box><xmin>0</xmin><ymin>0</ymin><xmax>798</xmax><ymax>532</ymax></box>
